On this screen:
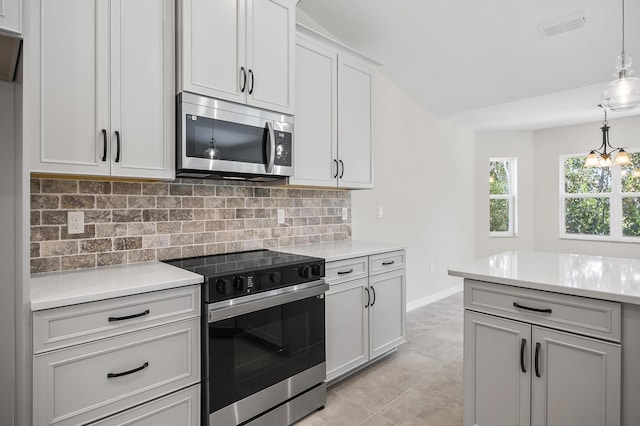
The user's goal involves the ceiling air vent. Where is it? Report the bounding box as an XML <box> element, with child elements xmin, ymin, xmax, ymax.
<box><xmin>538</xmin><ymin>12</ymin><xmax>587</xmax><ymax>38</ymax></box>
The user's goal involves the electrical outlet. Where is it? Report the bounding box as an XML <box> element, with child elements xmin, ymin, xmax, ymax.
<box><xmin>378</xmin><ymin>206</ymin><xmax>384</xmax><ymax>218</ymax></box>
<box><xmin>67</xmin><ymin>211</ymin><xmax>84</xmax><ymax>234</ymax></box>
<box><xmin>277</xmin><ymin>209</ymin><xmax>285</xmax><ymax>224</ymax></box>
<box><xmin>342</xmin><ymin>208</ymin><xmax>348</xmax><ymax>221</ymax></box>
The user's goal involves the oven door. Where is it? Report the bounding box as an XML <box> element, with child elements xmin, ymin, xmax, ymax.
<box><xmin>204</xmin><ymin>281</ymin><xmax>328</xmax><ymax>425</ymax></box>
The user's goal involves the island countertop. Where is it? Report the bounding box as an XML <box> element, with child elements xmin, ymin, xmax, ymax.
<box><xmin>448</xmin><ymin>250</ymin><xmax>640</xmax><ymax>305</ymax></box>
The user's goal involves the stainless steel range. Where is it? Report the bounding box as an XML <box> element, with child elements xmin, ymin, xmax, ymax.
<box><xmin>163</xmin><ymin>250</ymin><xmax>327</xmax><ymax>425</ymax></box>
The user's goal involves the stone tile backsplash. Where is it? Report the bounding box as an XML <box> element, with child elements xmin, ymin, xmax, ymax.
<box><xmin>30</xmin><ymin>178</ymin><xmax>351</xmax><ymax>274</ymax></box>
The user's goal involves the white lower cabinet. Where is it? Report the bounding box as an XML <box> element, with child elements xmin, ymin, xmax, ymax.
<box><xmin>464</xmin><ymin>285</ymin><xmax>622</xmax><ymax>426</ymax></box>
<box><xmin>89</xmin><ymin>385</ymin><xmax>200</xmax><ymax>426</ymax></box>
<box><xmin>326</xmin><ymin>277</ymin><xmax>369</xmax><ymax>380</ymax></box>
<box><xmin>32</xmin><ymin>286</ymin><xmax>201</xmax><ymax>426</ymax></box>
<box><xmin>325</xmin><ymin>251</ymin><xmax>406</xmax><ymax>382</ymax></box>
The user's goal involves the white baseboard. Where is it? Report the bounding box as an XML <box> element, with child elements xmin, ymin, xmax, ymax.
<box><xmin>406</xmin><ymin>285</ymin><xmax>463</xmax><ymax>312</ymax></box>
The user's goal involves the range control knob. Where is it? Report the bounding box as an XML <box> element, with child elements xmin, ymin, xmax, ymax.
<box><xmin>234</xmin><ymin>276</ymin><xmax>248</xmax><ymax>292</ymax></box>
<box><xmin>216</xmin><ymin>278</ymin><xmax>233</xmax><ymax>296</ymax></box>
<box><xmin>257</xmin><ymin>273</ymin><xmax>271</xmax><ymax>289</ymax></box>
<box><xmin>270</xmin><ymin>272</ymin><xmax>282</xmax><ymax>285</ymax></box>
<box><xmin>299</xmin><ymin>265</ymin><xmax>310</xmax><ymax>278</ymax></box>
<box><xmin>311</xmin><ymin>263</ymin><xmax>322</xmax><ymax>276</ymax></box>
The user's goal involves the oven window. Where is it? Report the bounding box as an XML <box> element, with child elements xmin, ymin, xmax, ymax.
<box><xmin>185</xmin><ymin>114</ymin><xmax>266</xmax><ymax>164</ymax></box>
<box><xmin>208</xmin><ymin>295</ymin><xmax>325</xmax><ymax>412</ymax></box>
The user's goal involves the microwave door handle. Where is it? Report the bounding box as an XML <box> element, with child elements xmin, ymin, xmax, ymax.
<box><xmin>265</xmin><ymin>121</ymin><xmax>275</xmax><ymax>173</ymax></box>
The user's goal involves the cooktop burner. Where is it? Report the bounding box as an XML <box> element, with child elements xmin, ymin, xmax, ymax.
<box><xmin>163</xmin><ymin>249</ymin><xmax>325</xmax><ymax>302</ymax></box>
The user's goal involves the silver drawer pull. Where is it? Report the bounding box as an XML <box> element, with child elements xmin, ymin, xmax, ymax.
<box><xmin>513</xmin><ymin>302</ymin><xmax>552</xmax><ymax>314</ymax></box>
<box><xmin>107</xmin><ymin>362</ymin><xmax>149</xmax><ymax>379</ymax></box>
<box><xmin>108</xmin><ymin>309</ymin><xmax>150</xmax><ymax>322</ymax></box>
<box><xmin>337</xmin><ymin>269</ymin><xmax>354</xmax><ymax>275</ymax></box>
<box><xmin>382</xmin><ymin>261</ymin><xmax>395</xmax><ymax>266</ymax></box>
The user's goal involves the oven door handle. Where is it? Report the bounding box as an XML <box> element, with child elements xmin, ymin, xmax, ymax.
<box><xmin>208</xmin><ymin>281</ymin><xmax>328</xmax><ymax>323</ymax></box>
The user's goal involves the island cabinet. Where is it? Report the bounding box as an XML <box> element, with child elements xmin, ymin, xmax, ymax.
<box><xmin>32</xmin><ymin>286</ymin><xmax>201</xmax><ymax>426</ymax></box>
<box><xmin>325</xmin><ymin>250</ymin><xmax>406</xmax><ymax>381</ymax></box>
<box><xmin>464</xmin><ymin>279</ymin><xmax>622</xmax><ymax>426</ymax></box>
<box><xmin>178</xmin><ymin>0</ymin><xmax>295</xmax><ymax>114</ymax></box>
<box><xmin>290</xmin><ymin>25</ymin><xmax>375</xmax><ymax>189</ymax></box>
<box><xmin>27</xmin><ymin>0</ymin><xmax>175</xmax><ymax>180</ymax></box>
<box><xmin>0</xmin><ymin>0</ymin><xmax>21</xmax><ymax>36</ymax></box>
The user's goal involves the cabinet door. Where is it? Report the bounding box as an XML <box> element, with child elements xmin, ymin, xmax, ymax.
<box><xmin>30</xmin><ymin>0</ymin><xmax>111</xmax><ymax>176</ymax></box>
<box><xmin>337</xmin><ymin>54</ymin><xmax>374</xmax><ymax>189</ymax></box>
<box><xmin>325</xmin><ymin>278</ymin><xmax>369</xmax><ymax>381</ymax></box>
<box><xmin>0</xmin><ymin>0</ymin><xmax>21</xmax><ymax>36</ymax></box>
<box><xmin>369</xmin><ymin>269</ymin><xmax>405</xmax><ymax>358</ymax></box>
<box><xmin>464</xmin><ymin>311</ymin><xmax>530</xmax><ymax>426</ymax></box>
<box><xmin>289</xmin><ymin>35</ymin><xmax>337</xmax><ymax>187</ymax></box>
<box><xmin>179</xmin><ymin>0</ymin><xmax>246</xmax><ymax>104</ymax></box>
<box><xmin>110</xmin><ymin>0</ymin><xmax>175</xmax><ymax>179</ymax></box>
<box><xmin>90</xmin><ymin>384</ymin><xmax>200</xmax><ymax>426</ymax></box>
<box><xmin>246</xmin><ymin>0</ymin><xmax>294</xmax><ymax>114</ymax></box>
<box><xmin>531</xmin><ymin>326</ymin><xmax>621</xmax><ymax>426</ymax></box>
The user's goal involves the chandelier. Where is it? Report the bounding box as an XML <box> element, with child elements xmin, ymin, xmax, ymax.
<box><xmin>584</xmin><ymin>107</ymin><xmax>631</xmax><ymax>167</ymax></box>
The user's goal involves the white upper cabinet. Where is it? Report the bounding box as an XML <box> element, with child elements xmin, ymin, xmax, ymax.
<box><xmin>28</xmin><ymin>0</ymin><xmax>175</xmax><ymax>180</ymax></box>
<box><xmin>291</xmin><ymin>35</ymin><xmax>337</xmax><ymax>186</ymax></box>
<box><xmin>178</xmin><ymin>0</ymin><xmax>295</xmax><ymax>114</ymax></box>
<box><xmin>0</xmin><ymin>0</ymin><xmax>21</xmax><ymax>36</ymax></box>
<box><xmin>290</xmin><ymin>25</ymin><xmax>376</xmax><ymax>189</ymax></box>
<box><xmin>338</xmin><ymin>54</ymin><xmax>374</xmax><ymax>189</ymax></box>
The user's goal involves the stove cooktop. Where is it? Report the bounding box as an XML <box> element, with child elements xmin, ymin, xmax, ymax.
<box><xmin>162</xmin><ymin>249</ymin><xmax>322</xmax><ymax>277</ymax></box>
<box><xmin>163</xmin><ymin>250</ymin><xmax>326</xmax><ymax>302</ymax></box>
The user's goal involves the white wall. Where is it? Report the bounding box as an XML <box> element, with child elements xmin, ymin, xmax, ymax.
<box><xmin>533</xmin><ymin>116</ymin><xmax>640</xmax><ymax>258</ymax></box>
<box><xmin>0</xmin><ymin>80</ymin><xmax>16</xmax><ymax>424</ymax></box>
<box><xmin>474</xmin><ymin>131</ymin><xmax>536</xmax><ymax>258</ymax></box>
<box><xmin>351</xmin><ymin>74</ymin><xmax>476</xmax><ymax>305</ymax></box>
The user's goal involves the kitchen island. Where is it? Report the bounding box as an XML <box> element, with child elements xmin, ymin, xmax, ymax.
<box><xmin>449</xmin><ymin>251</ymin><xmax>640</xmax><ymax>426</ymax></box>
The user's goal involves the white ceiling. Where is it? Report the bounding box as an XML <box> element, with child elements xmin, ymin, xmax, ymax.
<box><xmin>297</xmin><ymin>0</ymin><xmax>640</xmax><ymax>131</ymax></box>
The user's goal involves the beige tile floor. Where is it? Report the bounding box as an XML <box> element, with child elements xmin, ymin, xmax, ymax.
<box><xmin>297</xmin><ymin>291</ymin><xmax>464</xmax><ymax>426</ymax></box>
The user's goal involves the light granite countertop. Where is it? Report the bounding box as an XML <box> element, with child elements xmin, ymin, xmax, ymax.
<box><xmin>31</xmin><ymin>261</ymin><xmax>203</xmax><ymax>311</ymax></box>
<box><xmin>30</xmin><ymin>240</ymin><xmax>406</xmax><ymax>311</ymax></box>
<box><xmin>278</xmin><ymin>240</ymin><xmax>406</xmax><ymax>262</ymax></box>
<box><xmin>448</xmin><ymin>250</ymin><xmax>640</xmax><ymax>305</ymax></box>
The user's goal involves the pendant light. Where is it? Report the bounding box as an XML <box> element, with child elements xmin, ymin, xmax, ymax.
<box><xmin>584</xmin><ymin>107</ymin><xmax>631</xmax><ymax>167</ymax></box>
<box><xmin>600</xmin><ymin>0</ymin><xmax>640</xmax><ymax>111</ymax></box>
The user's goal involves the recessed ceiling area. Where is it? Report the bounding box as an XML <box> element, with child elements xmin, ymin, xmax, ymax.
<box><xmin>297</xmin><ymin>0</ymin><xmax>640</xmax><ymax>130</ymax></box>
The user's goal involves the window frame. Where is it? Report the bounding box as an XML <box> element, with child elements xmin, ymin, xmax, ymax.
<box><xmin>559</xmin><ymin>152</ymin><xmax>640</xmax><ymax>243</ymax></box>
<box><xmin>489</xmin><ymin>157</ymin><xmax>518</xmax><ymax>238</ymax></box>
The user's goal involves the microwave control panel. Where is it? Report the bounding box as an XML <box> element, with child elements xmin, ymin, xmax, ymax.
<box><xmin>274</xmin><ymin>131</ymin><xmax>292</xmax><ymax>167</ymax></box>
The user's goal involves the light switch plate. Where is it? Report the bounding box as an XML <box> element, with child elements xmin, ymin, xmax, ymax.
<box><xmin>342</xmin><ymin>208</ymin><xmax>348</xmax><ymax>221</ymax></box>
<box><xmin>67</xmin><ymin>211</ymin><xmax>84</xmax><ymax>234</ymax></box>
<box><xmin>277</xmin><ymin>209</ymin><xmax>285</xmax><ymax>224</ymax></box>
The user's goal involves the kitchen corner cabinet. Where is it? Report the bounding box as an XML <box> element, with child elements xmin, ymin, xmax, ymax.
<box><xmin>464</xmin><ymin>280</ymin><xmax>621</xmax><ymax>426</ymax></box>
<box><xmin>178</xmin><ymin>0</ymin><xmax>295</xmax><ymax>114</ymax></box>
<box><xmin>32</xmin><ymin>286</ymin><xmax>201</xmax><ymax>426</ymax></box>
<box><xmin>325</xmin><ymin>250</ymin><xmax>406</xmax><ymax>381</ymax></box>
<box><xmin>0</xmin><ymin>0</ymin><xmax>21</xmax><ymax>36</ymax></box>
<box><xmin>290</xmin><ymin>26</ymin><xmax>375</xmax><ymax>189</ymax></box>
<box><xmin>28</xmin><ymin>0</ymin><xmax>175</xmax><ymax>180</ymax></box>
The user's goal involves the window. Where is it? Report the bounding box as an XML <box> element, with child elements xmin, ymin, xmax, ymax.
<box><xmin>490</xmin><ymin>158</ymin><xmax>517</xmax><ymax>237</ymax></box>
<box><xmin>561</xmin><ymin>152</ymin><xmax>640</xmax><ymax>241</ymax></box>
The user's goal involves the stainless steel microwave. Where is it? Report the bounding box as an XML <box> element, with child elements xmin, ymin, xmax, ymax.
<box><xmin>177</xmin><ymin>92</ymin><xmax>293</xmax><ymax>180</ymax></box>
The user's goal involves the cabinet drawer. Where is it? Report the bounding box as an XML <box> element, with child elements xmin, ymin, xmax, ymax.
<box><xmin>34</xmin><ymin>286</ymin><xmax>200</xmax><ymax>354</ymax></box>
<box><xmin>33</xmin><ymin>318</ymin><xmax>200</xmax><ymax>426</ymax></box>
<box><xmin>325</xmin><ymin>257</ymin><xmax>368</xmax><ymax>285</ymax></box>
<box><xmin>89</xmin><ymin>385</ymin><xmax>200</xmax><ymax>426</ymax></box>
<box><xmin>465</xmin><ymin>280</ymin><xmax>621</xmax><ymax>342</ymax></box>
<box><xmin>369</xmin><ymin>250</ymin><xmax>405</xmax><ymax>275</ymax></box>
